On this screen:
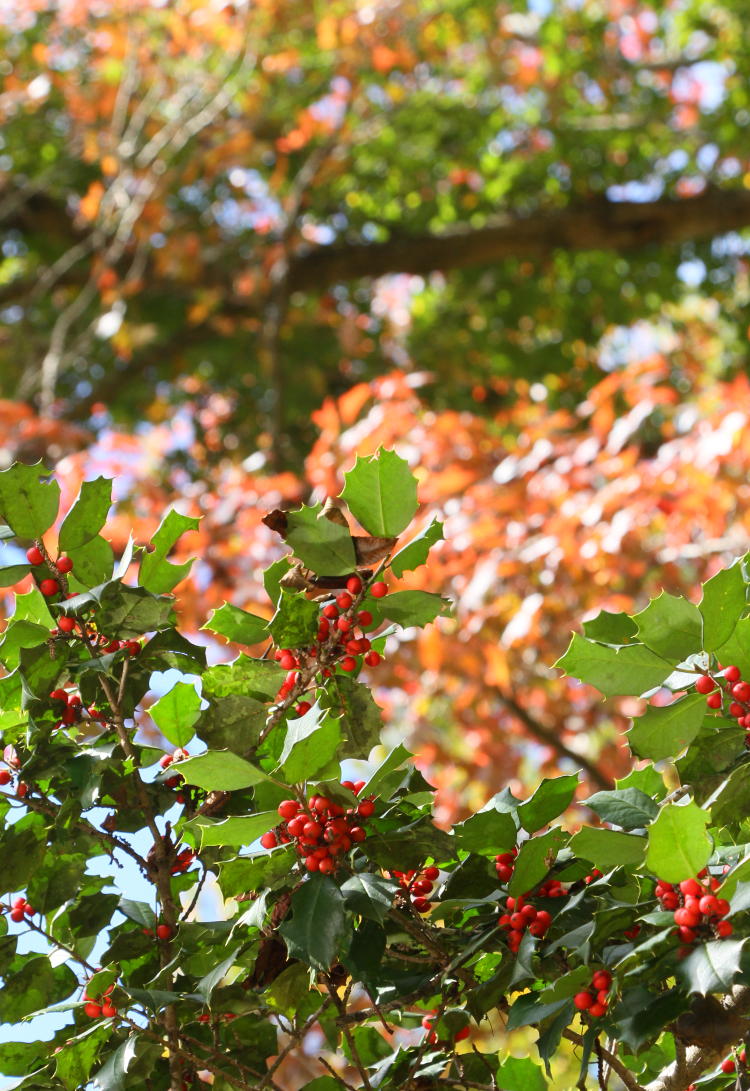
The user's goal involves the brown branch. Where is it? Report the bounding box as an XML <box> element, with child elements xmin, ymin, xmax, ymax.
<box><xmin>564</xmin><ymin>1030</ymin><xmax>645</xmax><ymax>1091</ymax></box>
<box><xmin>497</xmin><ymin>690</ymin><xmax>612</xmax><ymax>790</ymax></box>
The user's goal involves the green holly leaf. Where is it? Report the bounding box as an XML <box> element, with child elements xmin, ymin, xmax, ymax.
<box><xmin>508</xmin><ymin>828</ymin><xmax>568</xmax><ymax>896</ymax></box>
<box><xmin>456</xmin><ymin>804</ymin><xmax>517</xmax><ymax>855</ymax></box>
<box><xmin>340</xmin><ymin>874</ymin><xmax>398</xmax><ymax>923</ymax></box>
<box><xmin>0</xmin><ymin>1041</ymin><xmax>48</xmax><ymax>1078</ymax></box>
<box><xmin>89</xmin><ymin>1035</ymin><xmax>144</xmax><ymax>1091</ymax></box>
<box><xmin>278</xmin><ymin>874</ymin><xmax>348</xmax><ymax>970</ymax></box>
<box><xmin>628</xmin><ymin>693</ymin><xmax>706</xmax><ymax>761</ymax></box>
<box><xmin>285</xmin><ymin>504</ymin><xmax>356</xmax><ymax>576</ymax></box>
<box><xmin>496</xmin><ymin>1056</ymin><xmax>548</xmax><ymax>1091</ymax></box>
<box><xmin>59</xmin><ymin>477</ymin><xmax>112</xmax><ymax>550</ymax></box>
<box><xmin>389</xmin><ymin>519</ymin><xmax>443</xmax><ymax>577</ymax></box>
<box><xmin>677</xmin><ymin>939</ymin><xmax>746</xmax><ymax>994</ymax></box>
<box><xmin>363</xmin><ymin>743</ymin><xmax>412</xmax><ymax>796</ymax></box>
<box><xmin>198</xmin><ymin>695</ymin><xmax>267</xmax><ymax>751</ymax></box>
<box><xmin>710</xmin><ymin>616</ymin><xmax>750</xmax><ymax>679</ymax></box>
<box><xmin>328</xmin><ymin>676</ymin><xmax>383</xmax><ymax>757</ymax></box>
<box><xmin>202</xmin><ymin>655</ymin><xmax>282</xmax><ymax>701</ymax></box>
<box><xmin>150</xmin><ymin>681</ymin><xmax>201</xmax><ymax>747</ymax></box>
<box><xmin>555</xmin><ymin>634</ymin><xmax>672</xmax><ymax>697</ymax></box>
<box><xmin>118</xmin><ymin>899</ymin><xmax>156</xmax><ymax>930</ymax></box>
<box><xmin>582</xmin><ymin>610</ymin><xmax>637</xmax><ymax>643</ymax></box>
<box><xmin>645</xmin><ymin>801</ymin><xmax>712</xmax><ymax>882</ymax></box>
<box><xmin>179</xmin><ymin>751</ymin><xmax>274</xmax><ymax>790</ymax></box>
<box><xmin>67</xmin><ymin>536</ymin><xmax>114</xmax><ymax>588</ymax></box>
<box><xmin>701</xmin><ymin>561</ymin><xmax>747</xmax><ymax>653</ymax></box>
<box><xmin>569</xmin><ymin>827</ymin><xmax>646</xmax><ymax>868</ymax></box>
<box><xmin>371</xmin><ymin>589</ymin><xmax>452</xmax><ymax>628</ymax></box>
<box><xmin>268</xmin><ymin>590</ymin><xmax>320</xmax><ymax>649</ymax></box>
<box><xmin>584</xmin><ymin>789</ymin><xmax>658</xmax><ymax>829</ymax></box>
<box><xmin>97</xmin><ymin>583</ymin><xmax>174</xmax><ymax>638</ymax></box>
<box><xmin>0</xmin><ymin>619</ymin><xmax>50</xmax><ymax>669</ymax></box>
<box><xmin>139</xmin><ymin>509</ymin><xmax>200</xmax><ymax>593</ymax></box>
<box><xmin>340</xmin><ymin>449</ymin><xmax>418</xmax><ymax>537</ymax></box>
<box><xmin>0</xmin><ymin>564</ymin><xmax>30</xmax><ymax>587</ymax></box>
<box><xmin>633</xmin><ymin>592</ymin><xmax>703</xmax><ymax>663</ymax></box>
<box><xmin>0</xmin><ymin>461</ymin><xmax>59</xmax><ymax>539</ymax></box>
<box><xmin>202</xmin><ymin>602</ymin><xmax>269</xmax><ymax>645</ymax></box>
<box><xmin>196</xmin><ymin>947</ymin><xmax>241</xmax><ymax>1002</ymax></box>
<box><xmin>186</xmin><ymin>812</ymin><xmax>279</xmax><ymax>849</ymax></box>
<box><xmin>278</xmin><ymin>704</ymin><xmax>341</xmax><ymax>783</ymax></box>
<box><xmin>0</xmin><ymin>958</ymin><xmax>76</xmax><ymax>1022</ymax></box>
<box><xmin>518</xmin><ymin>775</ymin><xmax>578</xmax><ymax>833</ymax></box>
<box><xmin>704</xmin><ymin>765</ymin><xmax>750</xmax><ymax>828</ymax></box>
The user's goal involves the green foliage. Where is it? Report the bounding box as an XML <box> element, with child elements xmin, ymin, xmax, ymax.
<box><xmin>341</xmin><ymin>450</ymin><xmax>419</xmax><ymax>537</ymax></box>
<box><xmin>2</xmin><ymin>450</ymin><xmax>750</xmax><ymax>1091</ymax></box>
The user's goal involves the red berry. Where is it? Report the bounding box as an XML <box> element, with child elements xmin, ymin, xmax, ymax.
<box><xmin>725</xmin><ymin>666</ymin><xmax>741</xmax><ymax>683</ymax></box>
<box><xmin>698</xmin><ymin>895</ymin><xmax>719</xmax><ymax>915</ymax></box>
<box><xmin>733</xmin><ymin>682</ymin><xmax>750</xmax><ymax>702</ymax></box>
<box><xmin>357</xmin><ymin>799</ymin><xmax>375</xmax><ymax>817</ymax></box>
<box><xmin>159</xmin><ymin>754</ymin><xmax>173</xmax><ymax>769</ymax></box>
<box><xmin>279</xmin><ymin>652</ymin><xmax>296</xmax><ymax>671</ymax></box>
<box><xmin>679</xmin><ymin>879</ymin><xmax>702</xmax><ymax>897</ymax></box>
<box><xmin>715</xmin><ymin>898</ymin><xmax>731</xmax><ymax>916</ymax></box>
<box><xmin>336</xmin><ymin>616</ymin><xmax>351</xmax><ymax>632</ymax></box>
<box><xmin>349</xmin><ymin>826</ymin><xmax>366</xmax><ymax>842</ymax></box>
<box><xmin>16</xmin><ymin>782</ymin><xmax>28</xmax><ymax>798</ymax></box>
<box><xmin>260</xmin><ymin>832</ymin><xmax>278</xmax><ymax>850</ymax></box>
<box><xmin>412</xmin><ymin>897</ymin><xmax>431</xmax><ymax>913</ymax></box>
<box><xmin>573</xmin><ymin>991</ymin><xmax>593</xmax><ymax>1011</ymax></box>
<box><xmin>278</xmin><ymin>800</ymin><xmax>299</xmax><ymax>821</ymax></box>
<box><xmin>125</xmin><ymin>641</ymin><xmax>140</xmax><ymax>656</ymax></box>
<box><xmin>357</xmin><ymin>610</ymin><xmax>373</xmax><ymax>627</ymax></box>
<box><xmin>591</xmin><ymin>970</ymin><xmax>612</xmax><ymax>990</ymax></box>
<box><xmin>0</xmin><ymin>770</ymin><xmax>10</xmax><ymax>786</ymax></box>
<box><xmin>707</xmin><ymin>692</ymin><xmax>722</xmax><ymax>709</ymax></box>
<box><xmin>423</xmin><ymin>866</ymin><xmax>440</xmax><ymax>881</ymax></box>
<box><xmin>454</xmin><ymin>1026</ymin><xmax>471</xmax><ymax>1041</ymax></box>
<box><xmin>588</xmin><ymin>1002</ymin><xmax>607</xmax><ymax>1018</ymax></box>
<box><xmin>336</xmin><ymin>592</ymin><xmax>353</xmax><ymax>610</ymax></box>
<box><xmin>721</xmin><ymin>1057</ymin><xmax>736</xmax><ymax>1074</ymax></box>
<box><xmin>10</xmin><ymin>908</ymin><xmax>24</xmax><ymax>923</ymax></box>
<box><xmin>730</xmin><ymin>702</ymin><xmax>744</xmax><ymax>718</ymax></box>
<box><xmin>322</xmin><ymin>604</ymin><xmax>338</xmax><ymax>620</ymax></box>
<box><xmin>341</xmin><ymin>656</ymin><xmax>357</xmax><ymax>672</ymax></box>
<box><xmin>346</xmin><ymin>576</ymin><xmax>362</xmax><ymax>594</ymax></box>
<box><xmin>26</xmin><ymin>546</ymin><xmax>44</xmax><ymax>566</ymax></box>
<box><xmin>295</xmin><ymin>701</ymin><xmax>312</xmax><ymax>716</ymax></box>
<box><xmin>695</xmin><ymin>675</ymin><xmax>716</xmax><ymax>694</ymax></box>
<box><xmin>715</xmin><ymin>920</ymin><xmax>734</xmax><ymax>937</ymax></box>
<box><xmin>156</xmin><ymin>924</ymin><xmax>172</xmax><ymax>940</ymax></box>
<box><xmin>84</xmin><ymin>1002</ymin><xmax>102</xmax><ymax>1018</ymax></box>
<box><xmin>353</xmin><ymin>780</ymin><xmax>366</xmax><ymax>793</ymax></box>
<box><xmin>57</xmin><ymin>556</ymin><xmax>73</xmax><ymax>573</ymax></box>
<box><xmin>305</xmin><ymin>855</ymin><xmax>320</xmax><ymax>872</ymax></box>
<box><xmin>101</xmin><ymin>1003</ymin><xmax>116</xmax><ymax>1018</ymax></box>
<box><xmin>535</xmin><ymin>910</ymin><xmax>552</xmax><ymax>928</ymax></box>
<box><xmin>318</xmin><ymin>857</ymin><xmax>335</xmax><ymax>874</ymax></box>
<box><xmin>39</xmin><ymin>578</ymin><xmax>59</xmax><ymax>597</ymax></box>
<box><xmin>370</xmin><ymin>581</ymin><xmax>388</xmax><ymax>598</ymax></box>
<box><xmin>364</xmin><ymin>650</ymin><xmax>382</xmax><ymax>667</ymax></box>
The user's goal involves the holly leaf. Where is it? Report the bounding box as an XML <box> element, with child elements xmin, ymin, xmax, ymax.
<box><xmin>456</xmin><ymin>805</ymin><xmax>517</xmax><ymax>855</ymax></box>
<box><xmin>202</xmin><ymin>603</ymin><xmax>269</xmax><ymax>645</ymax></box>
<box><xmin>518</xmin><ymin>774</ymin><xmax>578</xmax><ymax>833</ymax></box>
<box><xmin>179</xmin><ymin>751</ymin><xmax>273</xmax><ymax>790</ymax></box>
<box><xmin>186</xmin><ymin>812</ymin><xmax>279</xmax><ymax>849</ymax></box>
<box><xmin>582</xmin><ymin>610</ymin><xmax>637</xmax><ymax>643</ymax></box>
<box><xmin>139</xmin><ymin>509</ymin><xmax>200</xmax><ymax>593</ymax></box>
<box><xmin>285</xmin><ymin>504</ymin><xmax>356</xmax><ymax>576</ymax></box>
<box><xmin>645</xmin><ymin>801</ymin><xmax>712</xmax><ymax>882</ymax></box>
<box><xmin>701</xmin><ymin>561</ymin><xmax>747</xmax><ymax>653</ymax></box>
<box><xmin>633</xmin><ymin>592</ymin><xmax>703</xmax><ymax>663</ymax></box>
<box><xmin>371</xmin><ymin>590</ymin><xmax>452</xmax><ymax>628</ymax></box>
<box><xmin>0</xmin><ymin>461</ymin><xmax>59</xmax><ymax>539</ymax></box>
<box><xmin>278</xmin><ymin>704</ymin><xmax>341</xmax><ymax>783</ymax></box>
<box><xmin>90</xmin><ymin>1036</ymin><xmax>143</xmax><ymax>1091</ymax></box>
<box><xmin>329</xmin><ymin>676</ymin><xmax>383</xmax><ymax>757</ymax></box>
<box><xmin>97</xmin><ymin>583</ymin><xmax>174</xmax><ymax>638</ymax></box>
<box><xmin>677</xmin><ymin>939</ymin><xmax>746</xmax><ymax>994</ymax></box>
<box><xmin>341</xmin><ymin>450</ymin><xmax>418</xmax><ymax>537</ymax></box>
<box><xmin>508</xmin><ymin>828</ymin><xmax>568</xmax><ymax>896</ymax></box>
<box><xmin>569</xmin><ymin>827</ymin><xmax>646</xmax><ymax>868</ymax></box>
<box><xmin>628</xmin><ymin>693</ymin><xmax>706</xmax><ymax>761</ymax></box>
<box><xmin>496</xmin><ymin>1056</ymin><xmax>548</xmax><ymax>1091</ymax></box>
<box><xmin>268</xmin><ymin>590</ymin><xmax>319</xmax><ymax>649</ymax></box>
<box><xmin>390</xmin><ymin>519</ymin><xmax>443</xmax><ymax>578</ymax></box>
<box><xmin>340</xmin><ymin>874</ymin><xmax>398</xmax><ymax>923</ymax></box>
<box><xmin>59</xmin><ymin>477</ymin><xmax>112</xmax><ymax>550</ymax></box>
<box><xmin>150</xmin><ymin>681</ymin><xmax>201</xmax><ymax>747</ymax></box>
<box><xmin>555</xmin><ymin>634</ymin><xmax>672</xmax><ymax>697</ymax></box>
<box><xmin>278</xmin><ymin>874</ymin><xmax>348</xmax><ymax>970</ymax></box>
<box><xmin>0</xmin><ymin>564</ymin><xmax>30</xmax><ymax>587</ymax></box>
<box><xmin>584</xmin><ymin>788</ymin><xmax>658</xmax><ymax>829</ymax></box>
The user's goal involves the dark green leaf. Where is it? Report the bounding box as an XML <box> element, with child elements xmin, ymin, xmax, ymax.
<box><xmin>268</xmin><ymin>590</ymin><xmax>320</xmax><ymax>649</ymax></box>
<box><xmin>0</xmin><ymin>958</ymin><xmax>76</xmax><ymax>1021</ymax></box>
<box><xmin>55</xmin><ymin>1024</ymin><xmax>112</xmax><ymax>1090</ymax></box>
<box><xmin>279</xmin><ymin>874</ymin><xmax>348</xmax><ymax>971</ymax></box>
<box><xmin>496</xmin><ymin>1056</ymin><xmax>547</xmax><ymax>1091</ymax></box>
<box><xmin>0</xmin><ymin>461</ymin><xmax>59</xmax><ymax>539</ymax></box>
<box><xmin>0</xmin><ymin>1041</ymin><xmax>48</xmax><ymax>1077</ymax></box>
<box><xmin>0</xmin><ymin>564</ymin><xmax>30</xmax><ymax>586</ymax></box>
<box><xmin>456</xmin><ymin>806</ymin><xmax>517</xmax><ymax>855</ymax></box>
<box><xmin>328</xmin><ymin>676</ymin><xmax>383</xmax><ymax>757</ymax></box>
<box><xmin>584</xmin><ymin>788</ymin><xmax>658</xmax><ymax>829</ymax></box>
<box><xmin>372</xmin><ymin>589</ymin><xmax>451</xmax><ymax>628</ymax></box>
<box><xmin>196</xmin><ymin>947</ymin><xmax>240</xmax><ymax>1001</ymax></box>
<box><xmin>97</xmin><ymin>583</ymin><xmax>174</xmax><ymax>638</ymax></box>
<box><xmin>187</xmin><ymin>812</ymin><xmax>278</xmax><ymax>849</ymax></box>
<box><xmin>179</xmin><ymin>751</ymin><xmax>272</xmax><ymax>790</ymax></box>
<box><xmin>118</xmin><ymin>899</ymin><xmax>156</xmax><ymax>929</ymax></box>
<box><xmin>509</xmin><ymin>828</ymin><xmax>568</xmax><ymax>896</ymax></box>
<box><xmin>0</xmin><ymin>619</ymin><xmax>50</xmax><ymax>669</ymax></box>
<box><xmin>677</xmin><ymin>939</ymin><xmax>746</xmax><ymax>994</ymax></box>
<box><xmin>278</xmin><ymin>704</ymin><xmax>341</xmax><ymax>783</ymax></box>
<box><xmin>340</xmin><ymin>450</ymin><xmax>418</xmax><ymax>537</ymax></box>
<box><xmin>198</xmin><ymin>695</ymin><xmax>267</xmax><ymax>751</ymax></box>
<box><xmin>202</xmin><ymin>655</ymin><xmax>282</xmax><ymax>700</ymax></box>
<box><xmin>569</xmin><ymin>827</ymin><xmax>646</xmax><ymax>868</ymax></box>
<box><xmin>59</xmin><ymin>477</ymin><xmax>112</xmax><ymax>550</ymax></box>
<box><xmin>340</xmin><ymin>874</ymin><xmax>398</xmax><ymax>923</ymax></box>
<box><xmin>90</xmin><ymin>1036</ymin><xmax>143</xmax><ymax>1091</ymax></box>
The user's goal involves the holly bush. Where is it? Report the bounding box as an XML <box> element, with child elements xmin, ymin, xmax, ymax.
<box><xmin>1</xmin><ymin>452</ymin><xmax>750</xmax><ymax>1091</ymax></box>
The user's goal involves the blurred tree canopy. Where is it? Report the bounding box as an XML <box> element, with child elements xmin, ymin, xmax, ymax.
<box><xmin>2</xmin><ymin>0</ymin><xmax>750</xmax><ymax>467</ymax></box>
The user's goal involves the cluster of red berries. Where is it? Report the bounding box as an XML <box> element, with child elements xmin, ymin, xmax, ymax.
<box><xmin>159</xmin><ymin>747</ymin><xmax>189</xmax><ymax>792</ymax></box>
<box><xmin>498</xmin><ymin>894</ymin><xmax>552</xmax><ymax>951</ymax></box>
<box><xmin>198</xmin><ymin>1011</ymin><xmax>236</xmax><ymax>1024</ymax></box>
<box><xmin>83</xmin><ymin>979</ymin><xmax>117</xmax><ymax>1020</ymax></box>
<box><xmin>573</xmin><ymin>968</ymin><xmax>613</xmax><ymax>1019</ymax></box>
<box><xmin>421</xmin><ymin>1011</ymin><xmax>470</xmax><ymax>1045</ymax></box>
<box><xmin>5</xmin><ymin>897</ymin><xmax>35</xmax><ymax>923</ymax></box>
<box><xmin>260</xmin><ymin>784</ymin><xmax>374</xmax><ymax>873</ymax></box>
<box><xmin>0</xmin><ymin>747</ymin><xmax>26</xmax><ymax>796</ymax></box>
<box><xmin>655</xmin><ymin>874</ymin><xmax>732</xmax><ymax>944</ymax></box>
<box><xmin>48</xmin><ymin>687</ymin><xmax>109</xmax><ymax>732</ymax></box>
<box><xmin>494</xmin><ymin>848</ymin><xmax>518</xmax><ymax>883</ymax></box>
<box><xmin>718</xmin><ymin>1048</ymin><xmax>747</xmax><ymax>1076</ymax></box>
<box><xmin>52</xmin><ymin>620</ymin><xmax>141</xmax><ymax>656</ymax></box>
<box><xmin>697</xmin><ymin>665</ymin><xmax>750</xmax><ymax>742</ymax></box>
<box><xmin>392</xmin><ymin>866</ymin><xmax>441</xmax><ymax>913</ymax></box>
<box><xmin>273</xmin><ymin>575</ymin><xmax>386</xmax><ymax>708</ymax></box>
<box><xmin>26</xmin><ymin>545</ymin><xmax>73</xmax><ymax>599</ymax></box>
